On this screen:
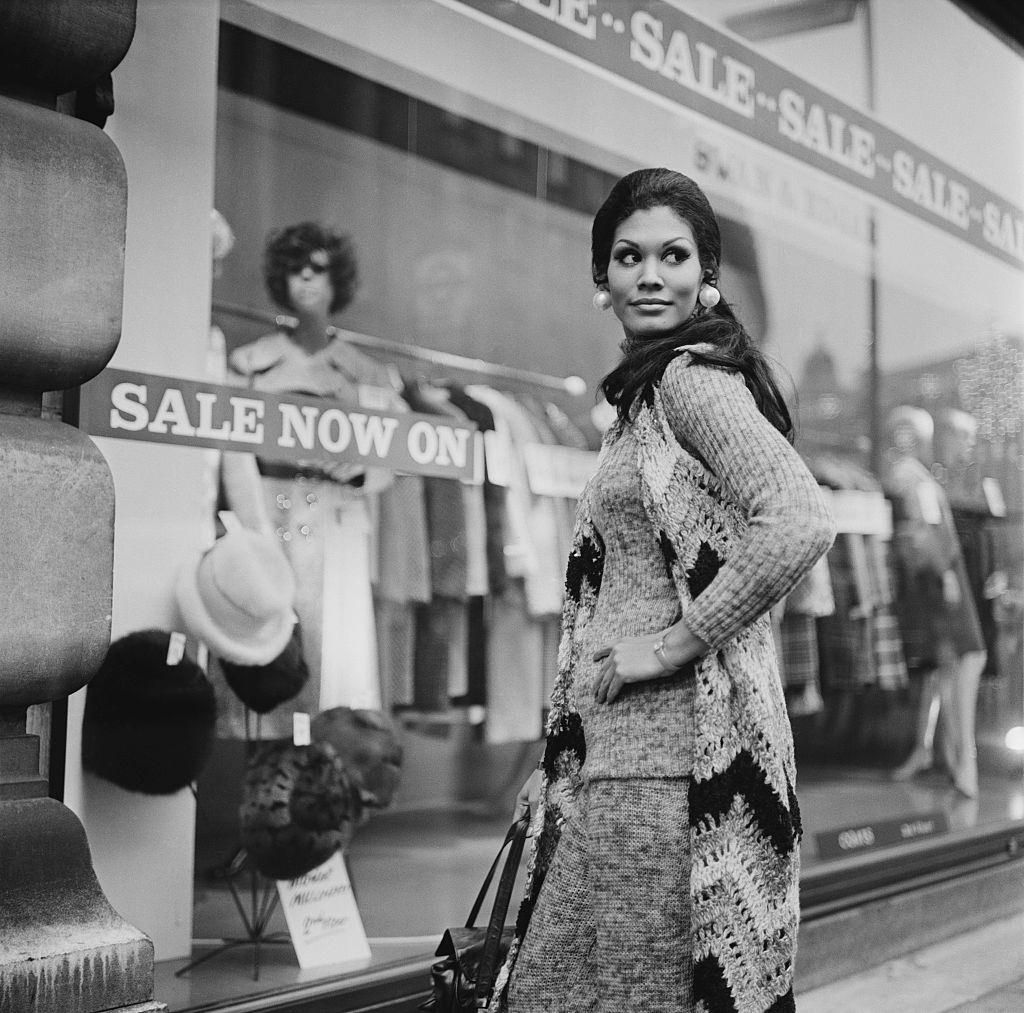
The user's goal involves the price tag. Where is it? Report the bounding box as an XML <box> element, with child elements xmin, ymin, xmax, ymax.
<box><xmin>166</xmin><ymin>632</ymin><xmax>187</xmax><ymax>666</ymax></box>
<box><xmin>277</xmin><ymin>852</ymin><xmax>372</xmax><ymax>969</ymax></box>
<box><xmin>293</xmin><ymin>712</ymin><xmax>311</xmax><ymax>747</ymax></box>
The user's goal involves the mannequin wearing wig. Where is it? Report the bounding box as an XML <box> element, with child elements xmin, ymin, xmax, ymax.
<box><xmin>883</xmin><ymin>406</ymin><xmax>985</xmax><ymax>797</ymax></box>
<box><xmin>221</xmin><ymin>222</ymin><xmax>400</xmax><ymax>737</ymax></box>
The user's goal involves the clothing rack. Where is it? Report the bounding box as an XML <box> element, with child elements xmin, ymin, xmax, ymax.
<box><xmin>212</xmin><ymin>300</ymin><xmax>588</xmax><ymax>397</ymax></box>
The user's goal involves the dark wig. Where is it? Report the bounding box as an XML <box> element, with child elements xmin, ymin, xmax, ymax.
<box><xmin>595</xmin><ymin>168</ymin><xmax>792</xmax><ymax>442</ymax></box>
<box><xmin>263</xmin><ymin>221</ymin><xmax>358</xmax><ymax>314</ymax></box>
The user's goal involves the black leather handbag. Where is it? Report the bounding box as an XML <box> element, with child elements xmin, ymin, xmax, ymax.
<box><xmin>419</xmin><ymin>815</ymin><xmax>529</xmax><ymax>1011</ymax></box>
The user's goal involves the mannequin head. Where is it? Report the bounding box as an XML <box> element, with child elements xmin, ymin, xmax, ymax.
<box><xmin>886</xmin><ymin>405</ymin><xmax>934</xmax><ymax>463</ymax></box>
<box><xmin>935</xmin><ymin>407</ymin><xmax>979</xmax><ymax>469</ymax></box>
<box><xmin>263</xmin><ymin>222</ymin><xmax>357</xmax><ymax>316</ymax></box>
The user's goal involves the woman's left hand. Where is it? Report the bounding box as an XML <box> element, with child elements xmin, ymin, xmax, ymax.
<box><xmin>593</xmin><ymin>631</ymin><xmax>684</xmax><ymax>704</ymax></box>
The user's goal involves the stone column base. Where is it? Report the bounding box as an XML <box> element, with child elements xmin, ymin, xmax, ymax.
<box><xmin>0</xmin><ymin>799</ymin><xmax>163</xmax><ymax>1013</ymax></box>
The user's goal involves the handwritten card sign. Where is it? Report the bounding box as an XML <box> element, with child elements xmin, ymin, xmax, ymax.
<box><xmin>277</xmin><ymin>852</ymin><xmax>371</xmax><ymax>969</ymax></box>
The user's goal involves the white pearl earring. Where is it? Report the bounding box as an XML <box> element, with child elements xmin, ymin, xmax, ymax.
<box><xmin>592</xmin><ymin>289</ymin><xmax>612</xmax><ymax>311</ymax></box>
<box><xmin>698</xmin><ymin>283</ymin><xmax>720</xmax><ymax>309</ymax></box>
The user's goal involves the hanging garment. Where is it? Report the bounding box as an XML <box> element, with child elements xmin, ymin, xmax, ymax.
<box><xmin>466</xmin><ymin>385</ymin><xmax>563</xmax><ymax>618</ymax></box>
<box><xmin>413</xmin><ymin>596</ymin><xmax>469</xmax><ymax>710</ymax></box>
<box><xmin>779</xmin><ymin>551</ymin><xmax>833</xmax><ymax>714</ymax></box>
<box><xmin>865</xmin><ymin>536</ymin><xmax>909</xmax><ymax>690</ymax></box>
<box><xmin>884</xmin><ymin>454</ymin><xmax>984</xmax><ymax>670</ymax></box>
<box><xmin>518</xmin><ymin>393</ymin><xmax>577</xmax><ymax>567</ymax></box>
<box><xmin>403</xmin><ymin>381</ymin><xmax>470</xmax><ymax>600</ymax></box>
<box><xmin>373</xmin><ymin>597</ymin><xmax>416</xmax><ymax>709</ymax></box>
<box><xmin>781</xmin><ymin>613</ymin><xmax>824</xmax><ymax>716</ymax></box>
<box><xmin>221</xmin><ymin>331</ymin><xmax>400</xmax><ymax>735</ymax></box>
<box><xmin>816</xmin><ymin>534</ymin><xmax>873</xmax><ymax>689</ymax></box>
<box><xmin>485</xmin><ymin>580</ymin><xmax>546</xmax><ymax>744</ymax></box>
<box><xmin>447</xmin><ymin>385</ymin><xmax>510</xmax><ymax>595</ymax></box>
<box><xmin>951</xmin><ymin>503</ymin><xmax>1003</xmax><ymax>678</ymax></box>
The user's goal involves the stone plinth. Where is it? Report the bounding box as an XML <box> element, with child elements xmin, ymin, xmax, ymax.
<box><xmin>0</xmin><ymin>799</ymin><xmax>162</xmax><ymax>1013</ymax></box>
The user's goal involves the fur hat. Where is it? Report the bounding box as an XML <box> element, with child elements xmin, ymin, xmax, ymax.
<box><xmin>311</xmin><ymin>707</ymin><xmax>403</xmax><ymax>810</ymax></box>
<box><xmin>176</xmin><ymin>528</ymin><xmax>296</xmax><ymax>666</ymax></box>
<box><xmin>220</xmin><ymin>624</ymin><xmax>310</xmax><ymax>713</ymax></box>
<box><xmin>82</xmin><ymin>630</ymin><xmax>217</xmax><ymax>795</ymax></box>
<box><xmin>239</xmin><ymin>740</ymin><xmax>363</xmax><ymax>881</ymax></box>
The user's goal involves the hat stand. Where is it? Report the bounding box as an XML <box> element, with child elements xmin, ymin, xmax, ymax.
<box><xmin>177</xmin><ymin>708</ymin><xmax>291</xmax><ymax>982</ymax></box>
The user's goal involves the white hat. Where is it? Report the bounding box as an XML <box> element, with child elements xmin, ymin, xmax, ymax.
<box><xmin>176</xmin><ymin>529</ymin><xmax>296</xmax><ymax>666</ymax></box>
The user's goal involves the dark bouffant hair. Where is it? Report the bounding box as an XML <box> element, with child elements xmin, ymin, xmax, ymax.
<box><xmin>594</xmin><ymin>168</ymin><xmax>792</xmax><ymax>441</ymax></box>
<box><xmin>82</xmin><ymin>630</ymin><xmax>217</xmax><ymax>795</ymax></box>
<box><xmin>263</xmin><ymin>221</ymin><xmax>358</xmax><ymax>314</ymax></box>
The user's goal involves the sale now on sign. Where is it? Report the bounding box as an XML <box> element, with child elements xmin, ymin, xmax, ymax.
<box><xmin>80</xmin><ymin>368</ymin><xmax>483</xmax><ymax>483</ymax></box>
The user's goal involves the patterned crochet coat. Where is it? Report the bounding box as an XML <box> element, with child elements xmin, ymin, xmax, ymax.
<box><xmin>496</xmin><ymin>350</ymin><xmax>836</xmax><ymax>1012</ymax></box>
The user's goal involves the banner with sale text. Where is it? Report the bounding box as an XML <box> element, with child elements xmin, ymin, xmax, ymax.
<box><xmin>448</xmin><ymin>0</ymin><xmax>1024</xmax><ymax>272</ymax></box>
<box><xmin>79</xmin><ymin>369</ymin><xmax>483</xmax><ymax>483</ymax></box>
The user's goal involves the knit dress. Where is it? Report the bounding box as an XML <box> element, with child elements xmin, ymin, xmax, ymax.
<box><xmin>504</xmin><ymin>353</ymin><xmax>836</xmax><ymax>1013</ymax></box>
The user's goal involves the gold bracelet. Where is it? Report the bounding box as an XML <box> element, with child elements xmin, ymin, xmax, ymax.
<box><xmin>653</xmin><ymin>637</ymin><xmax>676</xmax><ymax>673</ymax></box>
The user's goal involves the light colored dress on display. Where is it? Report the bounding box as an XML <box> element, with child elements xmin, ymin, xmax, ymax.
<box><xmin>224</xmin><ymin>331</ymin><xmax>400</xmax><ymax>738</ymax></box>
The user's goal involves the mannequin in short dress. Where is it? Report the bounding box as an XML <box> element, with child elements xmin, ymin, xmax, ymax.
<box><xmin>883</xmin><ymin>405</ymin><xmax>986</xmax><ymax>797</ymax></box>
<box><xmin>221</xmin><ymin>222</ymin><xmax>400</xmax><ymax>738</ymax></box>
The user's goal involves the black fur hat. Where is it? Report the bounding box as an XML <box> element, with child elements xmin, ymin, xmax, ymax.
<box><xmin>82</xmin><ymin>630</ymin><xmax>217</xmax><ymax>795</ymax></box>
<box><xmin>220</xmin><ymin>624</ymin><xmax>310</xmax><ymax>714</ymax></box>
<box><xmin>239</xmin><ymin>740</ymin><xmax>363</xmax><ymax>881</ymax></box>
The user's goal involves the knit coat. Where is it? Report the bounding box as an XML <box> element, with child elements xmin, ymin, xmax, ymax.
<box><xmin>497</xmin><ymin>349</ymin><xmax>836</xmax><ymax>1013</ymax></box>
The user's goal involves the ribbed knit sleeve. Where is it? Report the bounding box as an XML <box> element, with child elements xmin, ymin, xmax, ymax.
<box><xmin>660</xmin><ymin>357</ymin><xmax>836</xmax><ymax>649</ymax></box>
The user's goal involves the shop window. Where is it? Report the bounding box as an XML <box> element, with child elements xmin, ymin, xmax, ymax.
<box><xmin>75</xmin><ymin>6</ymin><xmax>1024</xmax><ymax>1010</ymax></box>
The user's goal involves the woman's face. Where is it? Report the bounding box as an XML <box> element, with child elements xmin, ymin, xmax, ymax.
<box><xmin>286</xmin><ymin>248</ymin><xmax>334</xmax><ymax>316</ymax></box>
<box><xmin>605</xmin><ymin>206</ymin><xmax>704</xmax><ymax>337</ymax></box>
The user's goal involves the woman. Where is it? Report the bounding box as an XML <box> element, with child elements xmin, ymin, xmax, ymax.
<box><xmin>222</xmin><ymin>222</ymin><xmax>401</xmax><ymax>735</ymax></box>
<box><xmin>499</xmin><ymin>169</ymin><xmax>836</xmax><ymax>1012</ymax></box>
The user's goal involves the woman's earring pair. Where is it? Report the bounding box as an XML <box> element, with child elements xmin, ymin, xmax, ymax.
<box><xmin>592</xmin><ymin>289</ymin><xmax>612</xmax><ymax>311</ymax></box>
<box><xmin>698</xmin><ymin>282</ymin><xmax>720</xmax><ymax>309</ymax></box>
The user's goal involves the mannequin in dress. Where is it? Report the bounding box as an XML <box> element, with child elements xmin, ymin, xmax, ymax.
<box><xmin>936</xmin><ymin>406</ymin><xmax>1007</xmax><ymax>685</ymax></box>
<box><xmin>222</xmin><ymin>222</ymin><xmax>400</xmax><ymax>737</ymax></box>
<box><xmin>884</xmin><ymin>405</ymin><xmax>986</xmax><ymax>797</ymax></box>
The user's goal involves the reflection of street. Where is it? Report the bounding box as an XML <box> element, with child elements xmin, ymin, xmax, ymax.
<box><xmin>795</xmin><ymin>342</ymin><xmax>869</xmax><ymax>458</ymax></box>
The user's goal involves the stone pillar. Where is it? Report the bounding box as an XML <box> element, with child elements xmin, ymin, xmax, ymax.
<box><xmin>0</xmin><ymin>2</ymin><xmax>163</xmax><ymax>1011</ymax></box>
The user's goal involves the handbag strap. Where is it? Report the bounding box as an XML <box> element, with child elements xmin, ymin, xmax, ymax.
<box><xmin>465</xmin><ymin>814</ymin><xmax>528</xmax><ymax>929</ymax></box>
<box><xmin>474</xmin><ymin>815</ymin><xmax>529</xmax><ymax>1008</ymax></box>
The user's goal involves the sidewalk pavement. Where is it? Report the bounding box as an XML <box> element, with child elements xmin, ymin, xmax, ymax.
<box><xmin>797</xmin><ymin>910</ymin><xmax>1024</xmax><ymax>1012</ymax></box>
